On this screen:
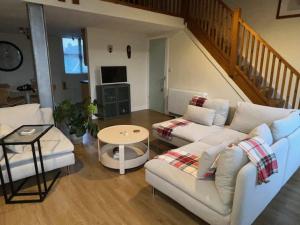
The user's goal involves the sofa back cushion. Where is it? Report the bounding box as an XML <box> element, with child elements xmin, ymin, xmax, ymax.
<box><xmin>249</xmin><ymin>123</ymin><xmax>273</xmax><ymax>146</ymax></box>
<box><xmin>271</xmin><ymin>111</ymin><xmax>300</xmax><ymax>142</ymax></box>
<box><xmin>203</xmin><ymin>99</ymin><xmax>230</xmax><ymax>127</ymax></box>
<box><xmin>215</xmin><ymin>145</ymin><xmax>249</xmax><ymax>205</ymax></box>
<box><xmin>197</xmin><ymin>143</ymin><xmax>227</xmax><ymax>179</ymax></box>
<box><xmin>230</xmin><ymin>102</ymin><xmax>293</xmax><ymax>133</ymax></box>
<box><xmin>0</xmin><ymin>104</ymin><xmax>43</xmax><ymax>128</ymax></box>
<box><xmin>183</xmin><ymin>105</ymin><xmax>216</xmax><ymax>126</ymax></box>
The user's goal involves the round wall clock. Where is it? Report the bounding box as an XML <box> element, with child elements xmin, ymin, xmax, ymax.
<box><xmin>0</xmin><ymin>41</ymin><xmax>23</xmax><ymax>72</ymax></box>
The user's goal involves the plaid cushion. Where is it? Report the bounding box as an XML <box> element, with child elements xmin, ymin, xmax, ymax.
<box><xmin>156</xmin><ymin>119</ymin><xmax>190</xmax><ymax>140</ymax></box>
<box><xmin>238</xmin><ymin>136</ymin><xmax>278</xmax><ymax>184</ymax></box>
<box><xmin>190</xmin><ymin>96</ymin><xmax>207</xmax><ymax>107</ymax></box>
<box><xmin>156</xmin><ymin>149</ymin><xmax>199</xmax><ymax>177</ymax></box>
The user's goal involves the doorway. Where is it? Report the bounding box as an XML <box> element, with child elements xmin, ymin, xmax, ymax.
<box><xmin>149</xmin><ymin>38</ymin><xmax>167</xmax><ymax>113</ymax></box>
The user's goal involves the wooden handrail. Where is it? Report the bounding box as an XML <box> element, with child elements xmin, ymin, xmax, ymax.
<box><xmin>238</xmin><ymin>19</ymin><xmax>300</xmax><ymax>78</ymax></box>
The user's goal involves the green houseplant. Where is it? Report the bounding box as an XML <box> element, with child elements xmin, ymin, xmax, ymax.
<box><xmin>53</xmin><ymin>100</ymin><xmax>98</xmax><ymax>144</ymax></box>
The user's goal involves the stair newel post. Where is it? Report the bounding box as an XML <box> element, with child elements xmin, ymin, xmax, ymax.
<box><xmin>229</xmin><ymin>8</ymin><xmax>241</xmax><ymax>79</ymax></box>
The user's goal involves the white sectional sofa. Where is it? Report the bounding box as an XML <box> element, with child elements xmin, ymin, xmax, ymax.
<box><xmin>0</xmin><ymin>104</ymin><xmax>75</xmax><ymax>184</ymax></box>
<box><xmin>145</xmin><ymin>101</ymin><xmax>300</xmax><ymax>225</ymax></box>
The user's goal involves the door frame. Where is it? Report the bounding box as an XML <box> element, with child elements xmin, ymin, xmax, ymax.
<box><xmin>147</xmin><ymin>36</ymin><xmax>169</xmax><ymax>114</ymax></box>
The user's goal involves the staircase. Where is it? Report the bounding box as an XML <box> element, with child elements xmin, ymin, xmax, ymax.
<box><xmin>102</xmin><ymin>0</ymin><xmax>300</xmax><ymax>109</ymax></box>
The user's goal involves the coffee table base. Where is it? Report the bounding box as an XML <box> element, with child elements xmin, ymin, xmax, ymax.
<box><xmin>98</xmin><ymin>142</ymin><xmax>149</xmax><ymax>174</ymax></box>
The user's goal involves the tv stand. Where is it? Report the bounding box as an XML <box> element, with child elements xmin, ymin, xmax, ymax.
<box><xmin>96</xmin><ymin>83</ymin><xmax>131</xmax><ymax>118</ymax></box>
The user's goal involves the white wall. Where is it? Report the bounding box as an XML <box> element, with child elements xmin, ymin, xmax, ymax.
<box><xmin>224</xmin><ymin>0</ymin><xmax>300</xmax><ymax>72</ymax></box>
<box><xmin>167</xmin><ymin>29</ymin><xmax>250</xmax><ymax>106</ymax></box>
<box><xmin>0</xmin><ymin>32</ymin><xmax>86</xmax><ymax>104</ymax></box>
<box><xmin>48</xmin><ymin>36</ymin><xmax>88</xmax><ymax>104</ymax></box>
<box><xmin>0</xmin><ymin>32</ymin><xmax>35</xmax><ymax>88</ymax></box>
<box><xmin>86</xmin><ymin>27</ymin><xmax>149</xmax><ymax>111</ymax></box>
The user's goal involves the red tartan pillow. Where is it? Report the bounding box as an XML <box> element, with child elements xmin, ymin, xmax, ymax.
<box><xmin>190</xmin><ymin>96</ymin><xmax>207</xmax><ymax>107</ymax></box>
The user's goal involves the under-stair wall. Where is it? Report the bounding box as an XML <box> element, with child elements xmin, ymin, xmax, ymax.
<box><xmin>167</xmin><ymin>29</ymin><xmax>250</xmax><ymax>106</ymax></box>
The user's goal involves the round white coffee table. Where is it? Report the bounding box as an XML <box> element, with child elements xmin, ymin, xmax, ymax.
<box><xmin>97</xmin><ymin>125</ymin><xmax>149</xmax><ymax>175</ymax></box>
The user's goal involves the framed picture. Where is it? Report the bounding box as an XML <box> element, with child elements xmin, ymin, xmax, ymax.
<box><xmin>277</xmin><ymin>0</ymin><xmax>300</xmax><ymax>19</ymax></box>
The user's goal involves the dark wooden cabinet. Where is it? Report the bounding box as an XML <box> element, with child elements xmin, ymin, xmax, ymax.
<box><xmin>96</xmin><ymin>84</ymin><xmax>131</xmax><ymax>118</ymax></box>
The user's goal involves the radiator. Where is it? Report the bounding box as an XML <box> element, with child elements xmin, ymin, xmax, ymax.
<box><xmin>168</xmin><ymin>88</ymin><xmax>208</xmax><ymax>115</ymax></box>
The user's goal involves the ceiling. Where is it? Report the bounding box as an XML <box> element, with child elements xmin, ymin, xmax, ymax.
<box><xmin>0</xmin><ymin>0</ymin><xmax>182</xmax><ymax>36</ymax></box>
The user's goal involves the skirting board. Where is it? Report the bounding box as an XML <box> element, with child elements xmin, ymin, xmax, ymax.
<box><xmin>131</xmin><ymin>105</ymin><xmax>148</xmax><ymax>112</ymax></box>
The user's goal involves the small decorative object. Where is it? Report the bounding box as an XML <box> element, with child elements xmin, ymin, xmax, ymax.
<box><xmin>277</xmin><ymin>0</ymin><xmax>300</xmax><ymax>19</ymax></box>
<box><xmin>113</xmin><ymin>147</ymin><xmax>119</xmax><ymax>159</ymax></box>
<box><xmin>108</xmin><ymin>45</ymin><xmax>113</xmax><ymax>53</ymax></box>
<box><xmin>19</xmin><ymin>128</ymin><xmax>36</xmax><ymax>136</ymax></box>
<box><xmin>0</xmin><ymin>41</ymin><xmax>23</xmax><ymax>72</ymax></box>
<box><xmin>133</xmin><ymin>129</ymin><xmax>140</xmax><ymax>133</ymax></box>
<box><xmin>17</xmin><ymin>83</ymin><xmax>35</xmax><ymax>92</ymax></box>
<box><xmin>120</xmin><ymin>131</ymin><xmax>129</xmax><ymax>136</ymax></box>
<box><xmin>72</xmin><ymin>0</ymin><xmax>80</xmax><ymax>4</ymax></box>
<box><xmin>127</xmin><ymin>45</ymin><xmax>131</xmax><ymax>59</ymax></box>
<box><xmin>53</xmin><ymin>99</ymin><xmax>98</xmax><ymax>144</ymax></box>
<box><xmin>19</xmin><ymin>27</ymin><xmax>31</xmax><ymax>39</ymax></box>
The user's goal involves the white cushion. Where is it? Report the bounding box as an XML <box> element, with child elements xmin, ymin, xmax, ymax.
<box><xmin>197</xmin><ymin>143</ymin><xmax>227</xmax><ymax>179</ymax></box>
<box><xmin>230</xmin><ymin>102</ymin><xmax>293</xmax><ymax>133</ymax></box>
<box><xmin>215</xmin><ymin>145</ymin><xmax>249</xmax><ymax>205</ymax></box>
<box><xmin>200</xmin><ymin>127</ymin><xmax>248</xmax><ymax>146</ymax></box>
<box><xmin>183</xmin><ymin>105</ymin><xmax>216</xmax><ymax>126</ymax></box>
<box><xmin>0</xmin><ymin>104</ymin><xmax>43</xmax><ymax>128</ymax></box>
<box><xmin>203</xmin><ymin>99</ymin><xmax>230</xmax><ymax>127</ymax></box>
<box><xmin>249</xmin><ymin>123</ymin><xmax>273</xmax><ymax>146</ymax></box>
<box><xmin>0</xmin><ymin>124</ymin><xmax>24</xmax><ymax>154</ymax></box>
<box><xmin>271</xmin><ymin>111</ymin><xmax>300</xmax><ymax>142</ymax></box>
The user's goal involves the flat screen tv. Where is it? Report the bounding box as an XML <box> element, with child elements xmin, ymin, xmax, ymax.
<box><xmin>101</xmin><ymin>66</ymin><xmax>127</xmax><ymax>84</ymax></box>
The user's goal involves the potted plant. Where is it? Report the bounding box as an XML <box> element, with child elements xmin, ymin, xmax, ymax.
<box><xmin>53</xmin><ymin>100</ymin><xmax>98</xmax><ymax>144</ymax></box>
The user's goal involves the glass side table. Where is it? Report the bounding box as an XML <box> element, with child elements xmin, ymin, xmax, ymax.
<box><xmin>0</xmin><ymin>124</ymin><xmax>61</xmax><ymax>204</ymax></box>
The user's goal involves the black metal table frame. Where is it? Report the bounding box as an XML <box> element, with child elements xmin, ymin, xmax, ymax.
<box><xmin>0</xmin><ymin>124</ymin><xmax>61</xmax><ymax>204</ymax></box>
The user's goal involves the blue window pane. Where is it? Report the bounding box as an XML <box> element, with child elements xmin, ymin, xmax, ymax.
<box><xmin>62</xmin><ymin>37</ymin><xmax>88</xmax><ymax>75</ymax></box>
<box><xmin>64</xmin><ymin>55</ymin><xmax>81</xmax><ymax>74</ymax></box>
<box><xmin>62</xmin><ymin>38</ymin><xmax>80</xmax><ymax>54</ymax></box>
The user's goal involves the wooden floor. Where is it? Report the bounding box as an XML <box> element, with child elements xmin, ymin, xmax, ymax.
<box><xmin>0</xmin><ymin>110</ymin><xmax>299</xmax><ymax>225</ymax></box>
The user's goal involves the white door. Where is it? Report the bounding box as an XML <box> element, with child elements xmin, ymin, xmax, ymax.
<box><xmin>149</xmin><ymin>38</ymin><xmax>166</xmax><ymax>113</ymax></box>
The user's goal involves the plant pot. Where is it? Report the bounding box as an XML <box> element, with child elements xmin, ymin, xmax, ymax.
<box><xmin>70</xmin><ymin>134</ymin><xmax>83</xmax><ymax>145</ymax></box>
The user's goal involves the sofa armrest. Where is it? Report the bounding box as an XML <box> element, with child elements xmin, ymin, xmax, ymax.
<box><xmin>40</xmin><ymin>108</ymin><xmax>54</xmax><ymax>124</ymax></box>
<box><xmin>230</xmin><ymin>138</ymin><xmax>288</xmax><ymax>225</ymax></box>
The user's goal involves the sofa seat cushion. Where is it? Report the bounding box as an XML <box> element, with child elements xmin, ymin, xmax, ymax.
<box><xmin>1</xmin><ymin>152</ymin><xmax>75</xmax><ymax>183</ymax></box>
<box><xmin>200</xmin><ymin>127</ymin><xmax>248</xmax><ymax>146</ymax></box>
<box><xmin>153</xmin><ymin>118</ymin><xmax>223</xmax><ymax>142</ymax></box>
<box><xmin>0</xmin><ymin>127</ymin><xmax>74</xmax><ymax>168</ymax></box>
<box><xmin>145</xmin><ymin>158</ymin><xmax>231</xmax><ymax>216</ymax></box>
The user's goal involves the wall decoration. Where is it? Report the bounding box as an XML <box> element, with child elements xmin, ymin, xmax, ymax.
<box><xmin>277</xmin><ymin>0</ymin><xmax>300</xmax><ymax>19</ymax></box>
<box><xmin>108</xmin><ymin>45</ymin><xmax>113</xmax><ymax>53</ymax></box>
<box><xmin>0</xmin><ymin>41</ymin><xmax>23</xmax><ymax>72</ymax></box>
<box><xmin>19</xmin><ymin>27</ymin><xmax>31</xmax><ymax>40</ymax></box>
<box><xmin>127</xmin><ymin>45</ymin><xmax>131</xmax><ymax>59</ymax></box>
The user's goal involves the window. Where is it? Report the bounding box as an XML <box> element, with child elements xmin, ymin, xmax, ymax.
<box><xmin>62</xmin><ymin>37</ymin><xmax>88</xmax><ymax>74</ymax></box>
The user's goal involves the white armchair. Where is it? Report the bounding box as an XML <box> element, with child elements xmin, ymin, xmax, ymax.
<box><xmin>0</xmin><ymin>104</ymin><xmax>75</xmax><ymax>184</ymax></box>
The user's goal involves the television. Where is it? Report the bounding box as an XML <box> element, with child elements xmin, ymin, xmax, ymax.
<box><xmin>101</xmin><ymin>66</ymin><xmax>127</xmax><ymax>84</ymax></box>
